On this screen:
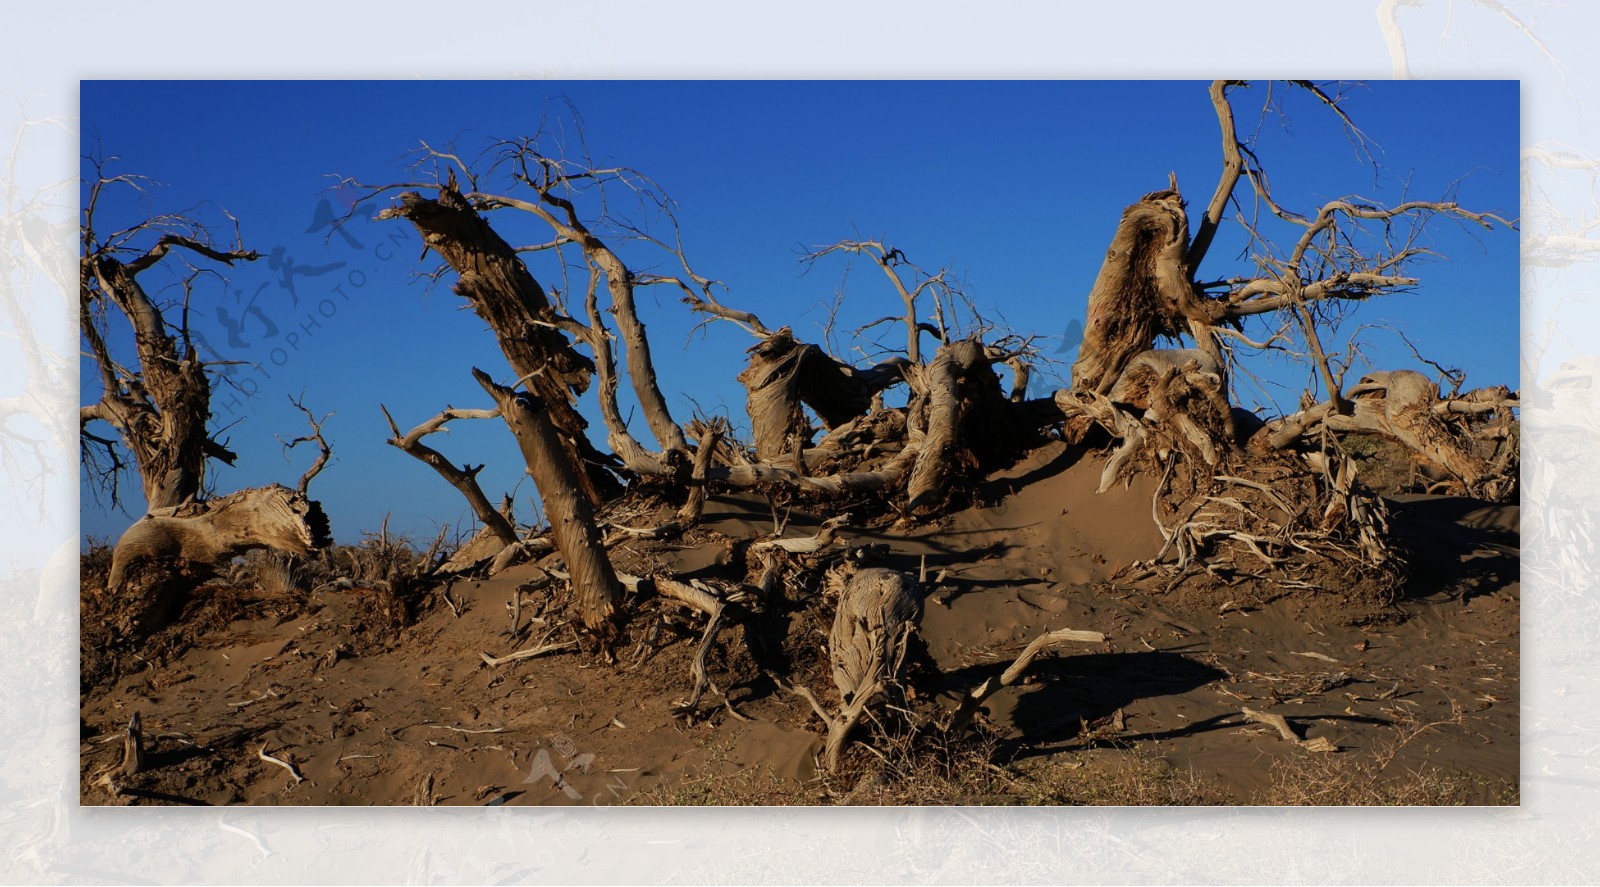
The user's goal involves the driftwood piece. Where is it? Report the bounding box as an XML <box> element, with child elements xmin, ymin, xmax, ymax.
<box><xmin>1343</xmin><ymin>370</ymin><xmax>1494</xmax><ymax>490</ymax></box>
<box><xmin>750</xmin><ymin>517</ymin><xmax>847</xmax><ymax>555</ymax></box>
<box><xmin>1107</xmin><ymin>348</ymin><xmax>1221</xmax><ymax>411</ymax></box>
<box><xmin>493</xmin><ymin>537</ymin><xmax>554</xmax><ymax>573</ymax></box>
<box><xmin>479</xmin><ymin>640</ymin><xmax>578</xmax><ymax>668</ymax></box>
<box><xmin>1240</xmin><ymin>707</ymin><xmax>1339</xmax><ymax>751</ymax></box>
<box><xmin>257</xmin><ymin>744</ymin><xmax>306</xmax><ymax>784</ymax></box>
<box><xmin>1054</xmin><ymin>389</ymin><xmax>1149</xmax><ymax>493</ymax></box>
<box><xmin>655</xmin><ymin>577</ymin><xmax>731</xmax><ymax>715</ymax></box>
<box><xmin>104</xmin><ymin>485</ymin><xmax>331</xmax><ymax>636</ymax></box>
<box><xmin>709</xmin><ymin>442</ymin><xmax>921</xmax><ymax>497</ymax></box>
<box><xmin>946</xmin><ymin>627</ymin><xmax>1106</xmax><ymax>733</ymax></box>
<box><xmin>1242</xmin><ymin>706</ymin><xmax>1299</xmax><ymax>742</ymax></box>
<box><xmin>829</xmin><ymin>569</ymin><xmax>921</xmax><ymax>703</ymax></box>
<box><xmin>109</xmin><ymin>485</ymin><xmax>330</xmax><ymax>588</ymax></box>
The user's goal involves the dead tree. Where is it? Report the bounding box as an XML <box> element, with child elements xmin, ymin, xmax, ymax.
<box><xmin>368</xmin><ymin>155</ymin><xmax>694</xmax><ymax>632</ymax></box>
<box><xmin>79</xmin><ymin>172</ymin><xmax>259</xmax><ymax>511</ymax></box>
<box><xmin>79</xmin><ymin>165</ymin><xmax>331</xmax><ymax>629</ymax></box>
<box><xmin>1076</xmin><ymin>81</ymin><xmax>1511</xmax><ymax>436</ymax></box>
<box><xmin>1039</xmin><ymin>80</ymin><xmax>1522</xmax><ymax>602</ymax></box>
<box><xmin>1052</xmin><ymin>81</ymin><xmax>1518</xmax><ymax>586</ymax></box>
<box><xmin>362</xmin><ymin>132</ymin><xmax>1043</xmax><ymax>550</ymax></box>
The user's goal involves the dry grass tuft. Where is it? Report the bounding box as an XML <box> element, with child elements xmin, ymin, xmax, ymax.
<box><xmin>1261</xmin><ymin>706</ymin><xmax>1517</xmax><ymax>806</ymax></box>
<box><xmin>635</xmin><ymin>729</ymin><xmax>1236</xmax><ymax>807</ymax></box>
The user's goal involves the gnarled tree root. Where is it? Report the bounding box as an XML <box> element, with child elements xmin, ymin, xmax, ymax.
<box><xmin>103</xmin><ymin>485</ymin><xmax>331</xmax><ymax>637</ymax></box>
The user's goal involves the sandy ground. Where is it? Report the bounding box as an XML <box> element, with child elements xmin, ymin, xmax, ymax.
<box><xmin>80</xmin><ymin>442</ymin><xmax>1518</xmax><ymax>805</ymax></box>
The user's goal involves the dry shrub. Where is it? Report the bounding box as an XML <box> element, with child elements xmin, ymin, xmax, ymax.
<box><xmin>328</xmin><ymin>522</ymin><xmax>448</xmax><ymax>631</ymax></box>
<box><xmin>251</xmin><ymin>551</ymin><xmax>311</xmax><ymax>602</ymax></box>
<box><xmin>80</xmin><ymin>538</ymin><xmax>114</xmax><ymax>593</ymax></box>
<box><xmin>1262</xmin><ymin>754</ymin><xmax>1510</xmax><ymax>806</ymax></box>
<box><xmin>827</xmin><ymin>730</ymin><xmax>1028</xmax><ymax>806</ymax></box>
<box><xmin>636</xmin><ymin>729</ymin><xmax>1234</xmax><ymax>807</ymax></box>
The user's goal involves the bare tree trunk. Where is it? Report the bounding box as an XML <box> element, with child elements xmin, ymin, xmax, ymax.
<box><xmin>1071</xmin><ymin>187</ymin><xmax>1222</xmax><ymax>397</ymax></box>
<box><xmin>82</xmin><ymin>243</ymin><xmax>254</xmax><ymax>509</ymax></box>
<box><xmin>472</xmin><ymin>369</ymin><xmax>622</xmax><ymax>637</ymax></box>
<box><xmin>905</xmin><ymin>338</ymin><xmax>1012</xmax><ymax>512</ymax></box>
<box><xmin>378</xmin><ymin>183</ymin><xmax>622</xmax><ymax>505</ymax></box>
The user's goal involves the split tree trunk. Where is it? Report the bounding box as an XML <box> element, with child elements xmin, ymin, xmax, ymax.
<box><xmin>1070</xmin><ymin>187</ymin><xmax>1227</xmax><ymax>398</ymax></box>
<box><xmin>1072</xmin><ymin>189</ymin><xmax>1191</xmax><ymax>395</ymax></box>
<box><xmin>738</xmin><ymin>327</ymin><xmax>909</xmax><ymax>461</ymax></box>
<box><xmin>378</xmin><ymin>183</ymin><xmax>622</xmax><ymax>504</ymax></box>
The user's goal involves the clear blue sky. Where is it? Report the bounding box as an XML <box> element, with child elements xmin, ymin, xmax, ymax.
<box><xmin>80</xmin><ymin>80</ymin><xmax>1520</xmax><ymax>544</ymax></box>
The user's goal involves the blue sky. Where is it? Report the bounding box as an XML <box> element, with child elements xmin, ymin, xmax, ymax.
<box><xmin>79</xmin><ymin>80</ymin><xmax>1520</xmax><ymax>544</ymax></box>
